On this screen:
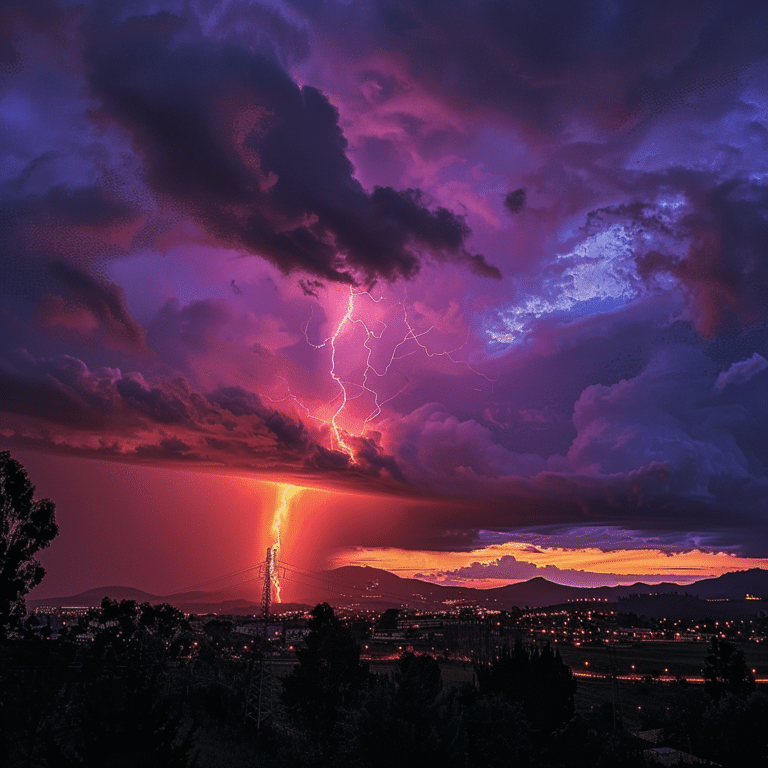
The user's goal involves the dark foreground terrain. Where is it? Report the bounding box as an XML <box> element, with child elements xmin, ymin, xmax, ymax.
<box><xmin>3</xmin><ymin>599</ymin><xmax>768</xmax><ymax>767</ymax></box>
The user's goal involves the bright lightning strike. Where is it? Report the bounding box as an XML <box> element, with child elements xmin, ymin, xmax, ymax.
<box><xmin>269</xmin><ymin>286</ymin><xmax>495</xmax><ymax>463</ymax></box>
<box><xmin>270</xmin><ymin>484</ymin><xmax>302</xmax><ymax>603</ymax></box>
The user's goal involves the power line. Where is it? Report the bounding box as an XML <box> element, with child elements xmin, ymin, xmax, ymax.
<box><xmin>161</xmin><ymin>562</ymin><xmax>264</xmax><ymax>597</ymax></box>
<box><xmin>154</xmin><ymin>558</ymin><xmax>450</xmax><ymax>614</ymax></box>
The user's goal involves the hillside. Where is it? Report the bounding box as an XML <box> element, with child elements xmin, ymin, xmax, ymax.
<box><xmin>27</xmin><ymin>567</ymin><xmax>768</xmax><ymax>615</ymax></box>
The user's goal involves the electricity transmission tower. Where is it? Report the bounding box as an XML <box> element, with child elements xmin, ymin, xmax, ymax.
<box><xmin>245</xmin><ymin>655</ymin><xmax>273</xmax><ymax>732</ymax></box>
<box><xmin>245</xmin><ymin>547</ymin><xmax>277</xmax><ymax>731</ymax></box>
<box><xmin>606</xmin><ymin>641</ymin><xmax>624</xmax><ymax>730</ymax></box>
<box><xmin>261</xmin><ymin>546</ymin><xmax>275</xmax><ymax>619</ymax></box>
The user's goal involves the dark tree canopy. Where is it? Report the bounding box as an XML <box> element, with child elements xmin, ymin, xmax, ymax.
<box><xmin>282</xmin><ymin>602</ymin><xmax>371</xmax><ymax>737</ymax></box>
<box><xmin>703</xmin><ymin>637</ymin><xmax>756</xmax><ymax>700</ymax></box>
<box><xmin>0</xmin><ymin>451</ymin><xmax>58</xmax><ymax>634</ymax></box>
<box><xmin>477</xmin><ymin>641</ymin><xmax>577</xmax><ymax>732</ymax></box>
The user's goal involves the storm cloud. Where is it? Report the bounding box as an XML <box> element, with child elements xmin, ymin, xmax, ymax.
<box><xmin>2</xmin><ymin>0</ymin><xmax>768</xmax><ymax>571</ymax></box>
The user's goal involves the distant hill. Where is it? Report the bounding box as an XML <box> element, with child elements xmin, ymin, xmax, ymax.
<box><xmin>29</xmin><ymin>586</ymin><xmax>161</xmax><ymax>607</ymax></box>
<box><xmin>675</xmin><ymin>568</ymin><xmax>768</xmax><ymax>600</ymax></box>
<box><xmin>27</xmin><ymin>567</ymin><xmax>768</xmax><ymax>616</ymax></box>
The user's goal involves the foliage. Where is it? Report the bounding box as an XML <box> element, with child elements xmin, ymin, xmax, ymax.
<box><xmin>0</xmin><ymin>451</ymin><xmax>58</xmax><ymax>635</ymax></box>
<box><xmin>542</xmin><ymin>711</ymin><xmax>644</xmax><ymax>768</ymax></box>
<box><xmin>461</xmin><ymin>688</ymin><xmax>535</xmax><ymax>768</ymax></box>
<box><xmin>659</xmin><ymin>685</ymin><xmax>768</xmax><ymax>768</ymax></box>
<box><xmin>281</xmin><ymin>603</ymin><xmax>371</xmax><ymax>739</ymax></box>
<box><xmin>45</xmin><ymin>667</ymin><xmax>198</xmax><ymax>768</ymax></box>
<box><xmin>702</xmin><ymin>637</ymin><xmax>755</xmax><ymax>700</ymax></box>
<box><xmin>9</xmin><ymin>583</ymin><xmax>768</xmax><ymax>768</ymax></box>
<box><xmin>376</xmin><ymin>608</ymin><xmax>400</xmax><ymax>630</ymax></box>
<box><xmin>9</xmin><ymin>603</ymin><xmax>768</xmax><ymax>768</ymax></box>
<box><xmin>84</xmin><ymin>597</ymin><xmax>191</xmax><ymax>669</ymax></box>
<box><xmin>477</xmin><ymin>640</ymin><xmax>577</xmax><ymax>733</ymax></box>
<box><xmin>698</xmin><ymin>691</ymin><xmax>768</xmax><ymax>767</ymax></box>
<box><xmin>339</xmin><ymin>653</ymin><xmax>466</xmax><ymax>768</ymax></box>
<box><xmin>0</xmin><ymin>640</ymin><xmax>79</xmax><ymax>768</ymax></box>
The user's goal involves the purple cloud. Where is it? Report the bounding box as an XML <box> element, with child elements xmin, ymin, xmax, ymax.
<box><xmin>715</xmin><ymin>353</ymin><xmax>768</xmax><ymax>391</ymax></box>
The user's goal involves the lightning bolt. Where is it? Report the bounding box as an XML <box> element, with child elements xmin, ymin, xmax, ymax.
<box><xmin>268</xmin><ymin>286</ymin><xmax>495</xmax><ymax>462</ymax></box>
<box><xmin>270</xmin><ymin>484</ymin><xmax>302</xmax><ymax>603</ymax></box>
<box><xmin>325</xmin><ymin>288</ymin><xmax>359</xmax><ymax>459</ymax></box>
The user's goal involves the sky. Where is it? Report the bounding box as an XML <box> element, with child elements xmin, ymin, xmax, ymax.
<box><xmin>2</xmin><ymin>0</ymin><xmax>768</xmax><ymax>600</ymax></box>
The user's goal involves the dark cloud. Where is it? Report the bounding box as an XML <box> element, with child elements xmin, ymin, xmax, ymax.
<box><xmin>0</xmin><ymin>349</ymin><xmax>409</xmax><ymax>487</ymax></box>
<box><xmin>198</xmin><ymin>0</ymin><xmax>311</xmax><ymax>67</ymax></box>
<box><xmin>299</xmin><ymin>278</ymin><xmax>323</xmax><ymax>297</ymax></box>
<box><xmin>291</xmin><ymin>0</ymin><xmax>768</xmax><ymax>133</ymax></box>
<box><xmin>467</xmin><ymin>253</ymin><xmax>502</xmax><ymax>280</ymax></box>
<box><xmin>3</xmin><ymin>0</ymin><xmax>768</xmax><ymax>569</ymax></box>
<box><xmin>0</xmin><ymin>351</ymin><xmax>309</xmax><ymax>461</ymax></box>
<box><xmin>23</xmin><ymin>184</ymin><xmax>137</xmax><ymax>230</ymax></box>
<box><xmin>78</xmin><ymin>9</ymin><xmax>484</xmax><ymax>284</ymax></box>
<box><xmin>370</xmin><ymin>337</ymin><xmax>768</xmax><ymax>553</ymax></box>
<box><xmin>573</xmin><ymin>169</ymin><xmax>768</xmax><ymax>338</ymax></box>
<box><xmin>0</xmin><ymin>351</ymin><xmax>114</xmax><ymax>430</ymax></box>
<box><xmin>149</xmin><ymin>298</ymin><xmax>232</xmax><ymax>356</ymax></box>
<box><xmin>43</xmin><ymin>261</ymin><xmax>149</xmax><ymax>353</ymax></box>
<box><xmin>504</xmin><ymin>188</ymin><xmax>526</xmax><ymax>215</ymax></box>
<box><xmin>210</xmin><ymin>385</ymin><xmax>313</xmax><ymax>451</ymax></box>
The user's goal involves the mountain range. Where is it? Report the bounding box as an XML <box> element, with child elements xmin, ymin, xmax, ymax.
<box><xmin>28</xmin><ymin>567</ymin><xmax>768</xmax><ymax>616</ymax></box>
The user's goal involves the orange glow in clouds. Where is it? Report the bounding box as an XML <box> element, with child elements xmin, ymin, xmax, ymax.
<box><xmin>330</xmin><ymin>542</ymin><xmax>768</xmax><ymax>587</ymax></box>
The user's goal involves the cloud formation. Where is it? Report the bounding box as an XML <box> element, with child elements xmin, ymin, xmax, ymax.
<box><xmin>715</xmin><ymin>353</ymin><xmax>768</xmax><ymax>391</ymax></box>
<box><xmin>80</xmin><ymin>7</ymin><xmax>490</xmax><ymax>284</ymax></box>
<box><xmin>416</xmin><ymin>554</ymin><xmax>702</xmax><ymax>589</ymax></box>
<box><xmin>2</xmin><ymin>0</ymin><xmax>768</xmax><ymax>572</ymax></box>
<box><xmin>0</xmin><ymin>349</ymin><xmax>403</xmax><ymax>486</ymax></box>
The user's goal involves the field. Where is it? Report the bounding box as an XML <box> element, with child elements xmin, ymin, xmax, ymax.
<box><xmin>557</xmin><ymin>641</ymin><xmax>768</xmax><ymax>731</ymax></box>
<box><xmin>272</xmin><ymin>640</ymin><xmax>768</xmax><ymax>689</ymax></box>
<box><xmin>556</xmin><ymin>640</ymin><xmax>768</xmax><ymax>678</ymax></box>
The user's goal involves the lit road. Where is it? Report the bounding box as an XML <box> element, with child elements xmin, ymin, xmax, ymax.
<box><xmin>572</xmin><ymin>670</ymin><xmax>768</xmax><ymax>684</ymax></box>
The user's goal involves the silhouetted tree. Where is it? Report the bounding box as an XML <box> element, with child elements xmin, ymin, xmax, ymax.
<box><xmin>0</xmin><ymin>451</ymin><xmax>58</xmax><ymax>636</ymax></box>
<box><xmin>697</xmin><ymin>692</ymin><xmax>768</xmax><ymax>767</ymax></box>
<box><xmin>462</xmin><ymin>688</ymin><xmax>535</xmax><ymax>768</ymax></box>
<box><xmin>282</xmin><ymin>603</ymin><xmax>371</xmax><ymax>738</ymax></box>
<box><xmin>703</xmin><ymin>637</ymin><xmax>755</xmax><ymax>700</ymax></box>
<box><xmin>139</xmin><ymin>602</ymin><xmax>189</xmax><ymax>640</ymax></box>
<box><xmin>44</xmin><ymin>668</ymin><xmax>198</xmax><ymax>768</ymax></box>
<box><xmin>538</xmin><ymin>710</ymin><xmax>644</xmax><ymax>768</ymax></box>
<box><xmin>339</xmin><ymin>653</ymin><xmax>465</xmax><ymax>768</ymax></box>
<box><xmin>0</xmin><ymin>640</ymin><xmax>78</xmax><ymax>768</ymax></box>
<box><xmin>477</xmin><ymin>641</ymin><xmax>576</xmax><ymax>732</ymax></box>
<box><xmin>376</xmin><ymin>608</ymin><xmax>400</xmax><ymax>631</ymax></box>
<box><xmin>660</xmin><ymin>686</ymin><xmax>768</xmax><ymax>767</ymax></box>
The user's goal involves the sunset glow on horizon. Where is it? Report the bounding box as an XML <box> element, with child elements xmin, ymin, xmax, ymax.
<box><xmin>330</xmin><ymin>544</ymin><xmax>768</xmax><ymax>590</ymax></box>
